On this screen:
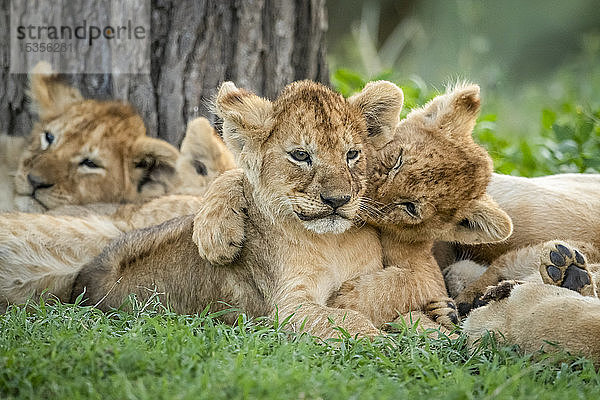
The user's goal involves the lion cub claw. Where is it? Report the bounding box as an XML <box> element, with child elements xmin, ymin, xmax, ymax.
<box><xmin>424</xmin><ymin>298</ymin><xmax>459</xmax><ymax>329</ymax></box>
<box><xmin>539</xmin><ymin>241</ymin><xmax>596</xmax><ymax>296</ymax></box>
<box><xmin>479</xmin><ymin>280</ymin><xmax>523</xmax><ymax>304</ymax></box>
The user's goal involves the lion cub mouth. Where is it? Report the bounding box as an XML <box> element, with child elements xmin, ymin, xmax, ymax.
<box><xmin>294</xmin><ymin>211</ymin><xmax>353</xmax><ymax>234</ymax></box>
<box><xmin>295</xmin><ymin>210</ymin><xmax>337</xmax><ymax>221</ymax></box>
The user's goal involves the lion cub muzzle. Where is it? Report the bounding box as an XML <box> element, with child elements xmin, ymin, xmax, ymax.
<box><xmin>320</xmin><ymin>192</ymin><xmax>351</xmax><ymax>209</ymax></box>
<box><xmin>294</xmin><ymin>191</ymin><xmax>355</xmax><ymax>235</ymax></box>
<box><xmin>27</xmin><ymin>173</ymin><xmax>54</xmax><ymax>193</ymax></box>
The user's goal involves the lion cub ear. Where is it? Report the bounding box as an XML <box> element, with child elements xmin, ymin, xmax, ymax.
<box><xmin>130</xmin><ymin>137</ymin><xmax>180</xmax><ymax>197</ymax></box>
<box><xmin>29</xmin><ymin>61</ymin><xmax>84</xmax><ymax>121</ymax></box>
<box><xmin>179</xmin><ymin>117</ymin><xmax>236</xmax><ymax>176</ymax></box>
<box><xmin>441</xmin><ymin>194</ymin><xmax>513</xmax><ymax>244</ymax></box>
<box><xmin>420</xmin><ymin>83</ymin><xmax>481</xmax><ymax>140</ymax></box>
<box><xmin>215</xmin><ymin>82</ymin><xmax>274</xmax><ymax>157</ymax></box>
<box><xmin>348</xmin><ymin>81</ymin><xmax>403</xmax><ymax>146</ymax></box>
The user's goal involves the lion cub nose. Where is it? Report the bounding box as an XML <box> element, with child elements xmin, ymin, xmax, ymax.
<box><xmin>27</xmin><ymin>174</ymin><xmax>54</xmax><ymax>191</ymax></box>
<box><xmin>320</xmin><ymin>193</ymin><xmax>351</xmax><ymax>209</ymax></box>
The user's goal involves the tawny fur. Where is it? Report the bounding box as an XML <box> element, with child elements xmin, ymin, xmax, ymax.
<box><xmin>452</xmin><ymin>239</ymin><xmax>600</xmax><ymax>307</ymax></box>
<box><xmin>174</xmin><ymin>117</ymin><xmax>236</xmax><ymax>194</ymax></box>
<box><xmin>0</xmin><ymin>134</ymin><xmax>26</xmax><ymax>211</ymax></box>
<box><xmin>13</xmin><ymin>62</ymin><xmax>179</xmax><ymax>212</ymax></box>
<box><xmin>461</xmin><ymin>240</ymin><xmax>600</xmax><ymax>364</ymax></box>
<box><xmin>3</xmin><ymin>81</ymin><xmax>390</xmax><ymax>338</ymax></box>
<box><xmin>329</xmin><ymin>84</ymin><xmax>512</xmax><ymax>328</ymax></box>
<box><xmin>443</xmin><ymin>172</ymin><xmax>600</xmax><ymax>311</ymax></box>
<box><xmin>1</xmin><ymin>81</ymin><xmax>511</xmax><ymax>338</ymax></box>
<box><xmin>0</xmin><ymin>193</ymin><xmax>211</xmax><ymax>310</ymax></box>
<box><xmin>463</xmin><ymin>281</ymin><xmax>600</xmax><ymax>364</ymax></box>
<box><xmin>0</xmin><ymin>117</ymin><xmax>233</xmax><ymax>309</ymax></box>
<box><xmin>10</xmin><ymin>62</ymin><xmax>229</xmax><ymax>213</ymax></box>
<box><xmin>195</xmin><ymin>83</ymin><xmax>513</xmax><ymax>330</ymax></box>
<box><xmin>71</xmin><ymin>81</ymin><xmax>390</xmax><ymax>339</ymax></box>
<box><xmin>442</xmin><ymin>173</ymin><xmax>600</xmax><ymax>266</ymax></box>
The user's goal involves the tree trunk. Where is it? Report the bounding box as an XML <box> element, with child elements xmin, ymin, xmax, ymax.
<box><xmin>0</xmin><ymin>0</ymin><xmax>328</xmax><ymax>146</ymax></box>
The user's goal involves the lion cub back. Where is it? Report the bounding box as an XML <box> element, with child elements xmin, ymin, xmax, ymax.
<box><xmin>71</xmin><ymin>214</ymin><xmax>279</xmax><ymax>320</ymax></box>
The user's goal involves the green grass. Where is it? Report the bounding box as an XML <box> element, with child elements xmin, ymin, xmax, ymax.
<box><xmin>3</xmin><ymin>68</ymin><xmax>599</xmax><ymax>399</ymax></box>
<box><xmin>1</xmin><ymin>301</ymin><xmax>598</xmax><ymax>399</ymax></box>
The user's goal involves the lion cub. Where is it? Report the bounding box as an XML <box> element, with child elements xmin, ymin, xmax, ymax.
<box><xmin>0</xmin><ymin>117</ymin><xmax>236</xmax><ymax>311</ymax></box>
<box><xmin>17</xmin><ymin>80</ymin><xmax>398</xmax><ymax>339</ymax></box>
<box><xmin>3</xmin><ymin>81</ymin><xmax>509</xmax><ymax>338</ymax></box>
<box><xmin>13</xmin><ymin>62</ymin><xmax>181</xmax><ymax>213</ymax></box>
<box><xmin>6</xmin><ymin>62</ymin><xmax>234</xmax><ymax>213</ymax></box>
<box><xmin>193</xmin><ymin>83</ymin><xmax>513</xmax><ymax>328</ymax></box>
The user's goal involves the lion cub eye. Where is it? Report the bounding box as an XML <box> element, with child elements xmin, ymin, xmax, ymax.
<box><xmin>80</xmin><ymin>158</ymin><xmax>101</xmax><ymax>169</ymax></box>
<box><xmin>399</xmin><ymin>201</ymin><xmax>419</xmax><ymax>218</ymax></box>
<box><xmin>346</xmin><ymin>150</ymin><xmax>360</xmax><ymax>162</ymax></box>
<box><xmin>289</xmin><ymin>149</ymin><xmax>311</xmax><ymax>164</ymax></box>
<box><xmin>40</xmin><ymin>130</ymin><xmax>54</xmax><ymax>150</ymax></box>
<box><xmin>193</xmin><ymin>160</ymin><xmax>208</xmax><ymax>176</ymax></box>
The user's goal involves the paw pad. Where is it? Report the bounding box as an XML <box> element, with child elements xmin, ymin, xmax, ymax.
<box><xmin>540</xmin><ymin>241</ymin><xmax>593</xmax><ymax>294</ymax></box>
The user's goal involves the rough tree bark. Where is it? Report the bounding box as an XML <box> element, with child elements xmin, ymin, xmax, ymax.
<box><xmin>0</xmin><ymin>0</ymin><xmax>328</xmax><ymax>146</ymax></box>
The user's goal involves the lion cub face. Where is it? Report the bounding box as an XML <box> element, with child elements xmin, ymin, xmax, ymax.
<box><xmin>216</xmin><ymin>80</ymin><xmax>402</xmax><ymax>234</ymax></box>
<box><xmin>362</xmin><ymin>83</ymin><xmax>512</xmax><ymax>244</ymax></box>
<box><xmin>13</xmin><ymin>62</ymin><xmax>180</xmax><ymax>212</ymax></box>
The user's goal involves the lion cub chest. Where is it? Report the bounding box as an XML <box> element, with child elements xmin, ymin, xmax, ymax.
<box><xmin>277</xmin><ymin>226</ymin><xmax>382</xmax><ymax>305</ymax></box>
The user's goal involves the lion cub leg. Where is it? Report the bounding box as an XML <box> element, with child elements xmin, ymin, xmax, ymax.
<box><xmin>192</xmin><ymin>169</ymin><xmax>248</xmax><ymax>264</ymax></box>
<box><xmin>423</xmin><ymin>298</ymin><xmax>459</xmax><ymax>328</ymax></box>
<box><xmin>443</xmin><ymin>259</ymin><xmax>488</xmax><ymax>298</ymax></box>
<box><xmin>539</xmin><ymin>241</ymin><xmax>597</xmax><ymax>297</ymax></box>
<box><xmin>276</xmin><ymin>292</ymin><xmax>381</xmax><ymax>339</ymax></box>
<box><xmin>328</xmin><ymin>259</ymin><xmax>458</xmax><ymax>330</ymax></box>
<box><xmin>463</xmin><ymin>281</ymin><xmax>600</xmax><ymax>364</ymax></box>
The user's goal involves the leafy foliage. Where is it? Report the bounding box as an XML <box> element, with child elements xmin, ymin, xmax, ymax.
<box><xmin>332</xmin><ymin>68</ymin><xmax>600</xmax><ymax>177</ymax></box>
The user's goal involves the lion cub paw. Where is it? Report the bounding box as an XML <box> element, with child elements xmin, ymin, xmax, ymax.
<box><xmin>539</xmin><ymin>241</ymin><xmax>596</xmax><ymax>296</ymax></box>
<box><xmin>424</xmin><ymin>298</ymin><xmax>459</xmax><ymax>329</ymax></box>
<box><xmin>479</xmin><ymin>280</ymin><xmax>523</xmax><ymax>304</ymax></box>
<box><xmin>456</xmin><ymin>288</ymin><xmax>488</xmax><ymax>317</ymax></box>
<box><xmin>193</xmin><ymin>207</ymin><xmax>246</xmax><ymax>265</ymax></box>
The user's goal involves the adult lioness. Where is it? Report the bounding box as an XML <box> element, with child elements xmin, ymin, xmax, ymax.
<box><xmin>442</xmin><ymin>173</ymin><xmax>600</xmax><ymax>313</ymax></box>
<box><xmin>193</xmin><ymin>82</ymin><xmax>513</xmax><ymax>329</ymax></box>
<box><xmin>463</xmin><ymin>240</ymin><xmax>600</xmax><ymax>364</ymax></box>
